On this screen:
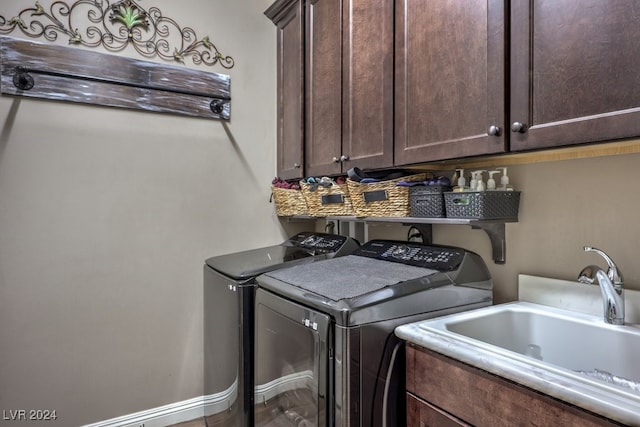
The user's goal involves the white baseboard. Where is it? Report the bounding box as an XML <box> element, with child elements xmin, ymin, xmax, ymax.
<box><xmin>203</xmin><ymin>378</ymin><xmax>237</xmax><ymax>417</ymax></box>
<box><xmin>85</xmin><ymin>372</ymin><xmax>317</xmax><ymax>427</ymax></box>
<box><xmin>83</xmin><ymin>379</ymin><xmax>241</xmax><ymax>427</ymax></box>
<box><xmin>82</xmin><ymin>396</ymin><xmax>204</xmax><ymax>427</ymax></box>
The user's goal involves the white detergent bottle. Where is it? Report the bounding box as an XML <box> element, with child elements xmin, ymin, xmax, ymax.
<box><xmin>487</xmin><ymin>170</ymin><xmax>499</xmax><ymax>191</ymax></box>
<box><xmin>453</xmin><ymin>168</ymin><xmax>467</xmax><ymax>192</ymax></box>
<box><xmin>469</xmin><ymin>171</ymin><xmax>478</xmax><ymax>191</ymax></box>
<box><xmin>500</xmin><ymin>167</ymin><xmax>514</xmax><ymax>191</ymax></box>
<box><xmin>473</xmin><ymin>170</ymin><xmax>487</xmax><ymax>192</ymax></box>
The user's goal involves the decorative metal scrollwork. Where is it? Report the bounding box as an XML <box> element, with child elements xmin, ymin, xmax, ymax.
<box><xmin>0</xmin><ymin>0</ymin><xmax>234</xmax><ymax>69</ymax></box>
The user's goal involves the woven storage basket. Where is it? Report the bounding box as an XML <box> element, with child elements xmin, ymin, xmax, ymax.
<box><xmin>347</xmin><ymin>173</ymin><xmax>428</xmax><ymax>217</ymax></box>
<box><xmin>300</xmin><ymin>181</ymin><xmax>354</xmax><ymax>217</ymax></box>
<box><xmin>410</xmin><ymin>185</ymin><xmax>452</xmax><ymax>218</ymax></box>
<box><xmin>271</xmin><ymin>186</ymin><xmax>309</xmax><ymax>216</ymax></box>
<box><xmin>444</xmin><ymin>191</ymin><xmax>521</xmax><ymax>220</ymax></box>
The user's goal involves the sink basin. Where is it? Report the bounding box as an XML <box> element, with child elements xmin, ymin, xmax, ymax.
<box><xmin>442</xmin><ymin>302</ymin><xmax>640</xmax><ymax>384</ymax></box>
<box><xmin>395</xmin><ymin>301</ymin><xmax>640</xmax><ymax>425</ymax></box>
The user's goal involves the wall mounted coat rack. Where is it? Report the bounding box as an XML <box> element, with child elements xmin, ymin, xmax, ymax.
<box><xmin>0</xmin><ymin>36</ymin><xmax>231</xmax><ymax>119</ymax></box>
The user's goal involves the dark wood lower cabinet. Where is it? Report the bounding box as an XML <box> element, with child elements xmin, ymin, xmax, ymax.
<box><xmin>407</xmin><ymin>394</ymin><xmax>470</xmax><ymax>427</ymax></box>
<box><xmin>406</xmin><ymin>344</ymin><xmax>623</xmax><ymax>427</ymax></box>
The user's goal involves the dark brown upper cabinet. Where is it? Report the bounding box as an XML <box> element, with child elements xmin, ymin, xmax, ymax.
<box><xmin>269</xmin><ymin>0</ymin><xmax>640</xmax><ymax>179</ymax></box>
<box><xmin>266</xmin><ymin>0</ymin><xmax>305</xmax><ymax>180</ymax></box>
<box><xmin>305</xmin><ymin>0</ymin><xmax>394</xmax><ymax>176</ymax></box>
<box><xmin>394</xmin><ymin>0</ymin><xmax>507</xmax><ymax>165</ymax></box>
<box><xmin>510</xmin><ymin>0</ymin><xmax>640</xmax><ymax>151</ymax></box>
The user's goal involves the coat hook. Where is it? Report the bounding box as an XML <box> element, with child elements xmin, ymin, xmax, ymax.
<box><xmin>210</xmin><ymin>99</ymin><xmax>225</xmax><ymax>115</ymax></box>
<box><xmin>13</xmin><ymin>66</ymin><xmax>34</xmax><ymax>90</ymax></box>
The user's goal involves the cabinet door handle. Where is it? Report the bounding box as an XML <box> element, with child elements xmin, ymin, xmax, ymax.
<box><xmin>488</xmin><ymin>125</ymin><xmax>502</xmax><ymax>136</ymax></box>
<box><xmin>340</xmin><ymin>155</ymin><xmax>350</xmax><ymax>162</ymax></box>
<box><xmin>332</xmin><ymin>156</ymin><xmax>340</xmax><ymax>163</ymax></box>
<box><xmin>511</xmin><ymin>122</ymin><xmax>528</xmax><ymax>133</ymax></box>
<box><xmin>293</xmin><ymin>163</ymin><xmax>301</xmax><ymax>169</ymax></box>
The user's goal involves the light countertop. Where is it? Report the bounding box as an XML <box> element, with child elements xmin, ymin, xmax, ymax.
<box><xmin>395</xmin><ymin>274</ymin><xmax>640</xmax><ymax>426</ymax></box>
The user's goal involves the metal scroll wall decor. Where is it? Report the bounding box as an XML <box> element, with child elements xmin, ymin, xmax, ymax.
<box><xmin>0</xmin><ymin>1</ymin><xmax>234</xmax><ymax>119</ymax></box>
<box><xmin>0</xmin><ymin>0</ymin><xmax>234</xmax><ymax>69</ymax></box>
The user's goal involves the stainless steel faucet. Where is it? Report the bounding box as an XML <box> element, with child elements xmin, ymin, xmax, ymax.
<box><xmin>577</xmin><ymin>246</ymin><xmax>624</xmax><ymax>325</ymax></box>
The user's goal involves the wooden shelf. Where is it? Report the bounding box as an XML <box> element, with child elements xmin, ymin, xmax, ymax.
<box><xmin>404</xmin><ymin>138</ymin><xmax>640</xmax><ymax>172</ymax></box>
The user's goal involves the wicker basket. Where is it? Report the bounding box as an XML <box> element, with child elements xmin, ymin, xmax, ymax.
<box><xmin>347</xmin><ymin>173</ymin><xmax>428</xmax><ymax>217</ymax></box>
<box><xmin>300</xmin><ymin>181</ymin><xmax>354</xmax><ymax>217</ymax></box>
<box><xmin>444</xmin><ymin>191</ymin><xmax>521</xmax><ymax>220</ymax></box>
<box><xmin>410</xmin><ymin>185</ymin><xmax>452</xmax><ymax>218</ymax></box>
<box><xmin>271</xmin><ymin>186</ymin><xmax>308</xmax><ymax>216</ymax></box>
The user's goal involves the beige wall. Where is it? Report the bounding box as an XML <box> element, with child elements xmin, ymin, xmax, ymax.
<box><xmin>0</xmin><ymin>0</ymin><xmax>285</xmax><ymax>425</ymax></box>
<box><xmin>2</xmin><ymin>1</ymin><xmax>640</xmax><ymax>426</ymax></box>
<box><xmin>365</xmin><ymin>151</ymin><xmax>640</xmax><ymax>303</ymax></box>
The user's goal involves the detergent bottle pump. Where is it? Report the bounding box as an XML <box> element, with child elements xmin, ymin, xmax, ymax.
<box><xmin>469</xmin><ymin>171</ymin><xmax>478</xmax><ymax>191</ymax></box>
<box><xmin>500</xmin><ymin>167</ymin><xmax>514</xmax><ymax>191</ymax></box>
<box><xmin>453</xmin><ymin>168</ymin><xmax>467</xmax><ymax>192</ymax></box>
<box><xmin>473</xmin><ymin>170</ymin><xmax>487</xmax><ymax>192</ymax></box>
<box><xmin>487</xmin><ymin>170</ymin><xmax>500</xmax><ymax>191</ymax></box>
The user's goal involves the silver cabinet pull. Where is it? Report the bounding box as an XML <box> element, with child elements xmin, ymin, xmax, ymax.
<box><xmin>488</xmin><ymin>125</ymin><xmax>502</xmax><ymax>136</ymax></box>
<box><xmin>511</xmin><ymin>122</ymin><xmax>528</xmax><ymax>133</ymax></box>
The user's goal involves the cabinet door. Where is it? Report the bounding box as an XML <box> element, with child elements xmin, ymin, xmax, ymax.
<box><xmin>510</xmin><ymin>0</ymin><xmax>640</xmax><ymax>151</ymax></box>
<box><xmin>406</xmin><ymin>345</ymin><xmax>621</xmax><ymax>427</ymax></box>
<box><xmin>395</xmin><ymin>0</ymin><xmax>507</xmax><ymax>165</ymax></box>
<box><xmin>306</xmin><ymin>0</ymin><xmax>394</xmax><ymax>177</ymax></box>
<box><xmin>407</xmin><ymin>394</ymin><xmax>470</xmax><ymax>427</ymax></box>
<box><xmin>305</xmin><ymin>0</ymin><xmax>343</xmax><ymax>177</ymax></box>
<box><xmin>267</xmin><ymin>0</ymin><xmax>305</xmax><ymax>180</ymax></box>
<box><xmin>341</xmin><ymin>0</ymin><xmax>394</xmax><ymax>171</ymax></box>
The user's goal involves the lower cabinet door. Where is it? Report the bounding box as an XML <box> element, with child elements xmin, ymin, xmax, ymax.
<box><xmin>406</xmin><ymin>345</ymin><xmax>622</xmax><ymax>427</ymax></box>
<box><xmin>407</xmin><ymin>393</ymin><xmax>470</xmax><ymax>427</ymax></box>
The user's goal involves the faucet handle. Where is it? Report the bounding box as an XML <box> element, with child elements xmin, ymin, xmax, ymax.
<box><xmin>583</xmin><ymin>246</ymin><xmax>624</xmax><ymax>286</ymax></box>
<box><xmin>577</xmin><ymin>264</ymin><xmax>599</xmax><ymax>285</ymax></box>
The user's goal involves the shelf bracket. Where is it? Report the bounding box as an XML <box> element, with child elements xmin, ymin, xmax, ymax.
<box><xmin>471</xmin><ymin>222</ymin><xmax>507</xmax><ymax>264</ymax></box>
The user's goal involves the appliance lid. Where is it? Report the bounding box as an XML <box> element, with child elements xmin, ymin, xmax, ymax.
<box><xmin>205</xmin><ymin>232</ymin><xmax>358</xmax><ymax>280</ymax></box>
<box><xmin>257</xmin><ymin>240</ymin><xmax>493</xmax><ymax>326</ymax></box>
<box><xmin>205</xmin><ymin>245</ymin><xmax>318</xmax><ymax>280</ymax></box>
<box><xmin>261</xmin><ymin>254</ymin><xmax>438</xmax><ymax>302</ymax></box>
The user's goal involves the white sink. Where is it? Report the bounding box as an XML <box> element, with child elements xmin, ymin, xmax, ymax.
<box><xmin>442</xmin><ymin>302</ymin><xmax>640</xmax><ymax>383</ymax></box>
<box><xmin>396</xmin><ymin>301</ymin><xmax>640</xmax><ymax>425</ymax></box>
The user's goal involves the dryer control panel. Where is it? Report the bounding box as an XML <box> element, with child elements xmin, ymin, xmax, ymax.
<box><xmin>287</xmin><ymin>232</ymin><xmax>359</xmax><ymax>255</ymax></box>
<box><xmin>354</xmin><ymin>240</ymin><xmax>465</xmax><ymax>272</ymax></box>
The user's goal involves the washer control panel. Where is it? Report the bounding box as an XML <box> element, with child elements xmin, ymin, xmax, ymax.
<box><xmin>355</xmin><ymin>240</ymin><xmax>465</xmax><ymax>271</ymax></box>
<box><xmin>287</xmin><ymin>232</ymin><xmax>353</xmax><ymax>253</ymax></box>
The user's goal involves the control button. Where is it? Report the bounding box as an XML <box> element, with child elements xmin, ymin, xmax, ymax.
<box><xmin>301</xmin><ymin>235</ymin><xmax>320</xmax><ymax>246</ymax></box>
<box><xmin>391</xmin><ymin>245</ymin><xmax>413</xmax><ymax>260</ymax></box>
